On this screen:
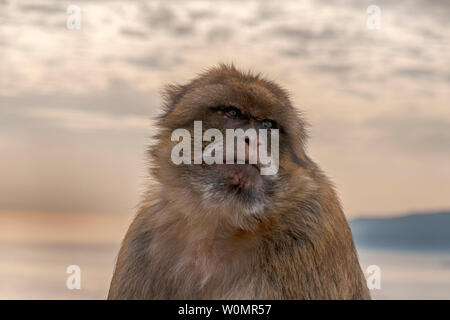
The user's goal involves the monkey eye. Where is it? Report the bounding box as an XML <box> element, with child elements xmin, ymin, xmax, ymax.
<box><xmin>262</xmin><ymin>119</ymin><xmax>277</xmax><ymax>129</ymax></box>
<box><xmin>224</xmin><ymin>106</ymin><xmax>242</xmax><ymax>119</ymax></box>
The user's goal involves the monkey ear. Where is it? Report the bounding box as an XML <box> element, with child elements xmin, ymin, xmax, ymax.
<box><xmin>160</xmin><ymin>83</ymin><xmax>190</xmax><ymax>118</ymax></box>
<box><xmin>285</xmin><ymin>115</ymin><xmax>310</xmax><ymax>167</ymax></box>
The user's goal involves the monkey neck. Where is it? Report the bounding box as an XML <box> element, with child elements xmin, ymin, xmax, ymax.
<box><xmin>146</xmin><ymin>183</ymin><xmax>273</xmax><ymax>253</ymax></box>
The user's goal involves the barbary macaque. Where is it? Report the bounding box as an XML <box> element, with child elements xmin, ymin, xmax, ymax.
<box><xmin>108</xmin><ymin>64</ymin><xmax>370</xmax><ymax>300</ymax></box>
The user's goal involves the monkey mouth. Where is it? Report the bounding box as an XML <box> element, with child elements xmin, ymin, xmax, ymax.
<box><xmin>218</xmin><ymin>163</ymin><xmax>262</xmax><ymax>193</ymax></box>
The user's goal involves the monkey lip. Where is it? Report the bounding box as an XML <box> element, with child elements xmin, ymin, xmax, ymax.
<box><xmin>216</xmin><ymin>163</ymin><xmax>263</xmax><ymax>191</ymax></box>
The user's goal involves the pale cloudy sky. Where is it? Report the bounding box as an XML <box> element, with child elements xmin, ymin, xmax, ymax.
<box><xmin>1</xmin><ymin>0</ymin><xmax>449</xmax><ymax>219</ymax></box>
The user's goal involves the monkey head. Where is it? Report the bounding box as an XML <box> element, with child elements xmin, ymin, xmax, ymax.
<box><xmin>150</xmin><ymin>65</ymin><xmax>309</xmax><ymax>219</ymax></box>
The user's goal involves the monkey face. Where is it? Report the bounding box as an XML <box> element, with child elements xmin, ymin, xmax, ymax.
<box><xmin>153</xmin><ymin>65</ymin><xmax>308</xmax><ymax>215</ymax></box>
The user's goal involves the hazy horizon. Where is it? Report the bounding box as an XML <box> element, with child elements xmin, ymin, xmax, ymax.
<box><xmin>2</xmin><ymin>210</ymin><xmax>450</xmax><ymax>299</ymax></box>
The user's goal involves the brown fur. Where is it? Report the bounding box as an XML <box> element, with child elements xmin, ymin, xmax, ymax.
<box><xmin>108</xmin><ymin>64</ymin><xmax>370</xmax><ymax>300</ymax></box>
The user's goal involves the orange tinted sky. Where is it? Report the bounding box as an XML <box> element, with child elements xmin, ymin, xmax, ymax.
<box><xmin>1</xmin><ymin>0</ymin><xmax>449</xmax><ymax>219</ymax></box>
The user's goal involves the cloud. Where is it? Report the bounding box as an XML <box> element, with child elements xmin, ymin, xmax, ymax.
<box><xmin>412</xmin><ymin>0</ymin><xmax>450</xmax><ymax>26</ymax></box>
<box><xmin>310</xmin><ymin>63</ymin><xmax>354</xmax><ymax>76</ymax></box>
<box><xmin>141</xmin><ymin>3</ymin><xmax>196</xmax><ymax>36</ymax></box>
<box><xmin>366</xmin><ymin>113</ymin><xmax>450</xmax><ymax>155</ymax></box>
<box><xmin>188</xmin><ymin>8</ymin><xmax>216</xmax><ymax>22</ymax></box>
<box><xmin>394</xmin><ymin>67</ymin><xmax>435</xmax><ymax>79</ymax></box>
<box><xmin>326</xmin><ymin>0</ymin><xmax>450</xmax><ymax>25</ymax></box>
<box><xmin>18</xmin><ymin>3</ymin><xmax>63</xmax><ymax>14</ymax></box>
<box><xmin>119</xmin><ymin>27</ymin><xmax>149</xmax><ymax>39</ymax></box>
<box><xmin>206</xmin><ymin>26</ymin><xmax>234</xmax><ymax>44</ymax></box>
<box><xmin>0</xmin><ymin>78</ymin><xmax>161</xmax><ymax>119</ymax></box>
<box><xmin>125</xmin><ymin>53</ymin><xmax>183</xmax><ymax>70</ymax></box>
<box><xmin>270</xmin><ymin>25</ymin><xmax>338</xmax><ymax>42</ymax></box>
<box><xmin>24</xmin><ymin>107</ymin><xmax>151</xmax><ymax>131</ymax></box>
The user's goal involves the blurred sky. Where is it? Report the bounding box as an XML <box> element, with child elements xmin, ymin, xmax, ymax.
<box><xmin>1</xmin><ymin>0</ymin><xmax>449</xmax><ymax>222</ymax></box>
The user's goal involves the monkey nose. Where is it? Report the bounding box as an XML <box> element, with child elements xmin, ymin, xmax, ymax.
<box><xmin>244</xmin><ymin>137</ymin><xmax>264</xmax><ymax>169</ymax></box>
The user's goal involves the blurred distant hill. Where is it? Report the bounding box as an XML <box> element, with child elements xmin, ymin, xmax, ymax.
<box><xmin>350</xmin><ymin>211</ymin><xmax>450</xmax><ymax>252</ymax></box>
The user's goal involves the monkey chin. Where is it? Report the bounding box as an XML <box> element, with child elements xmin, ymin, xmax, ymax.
<box><xmin>190</xmin><ymin>163</ymin><xmax>275</xmax><ymax>217</ymax></box>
